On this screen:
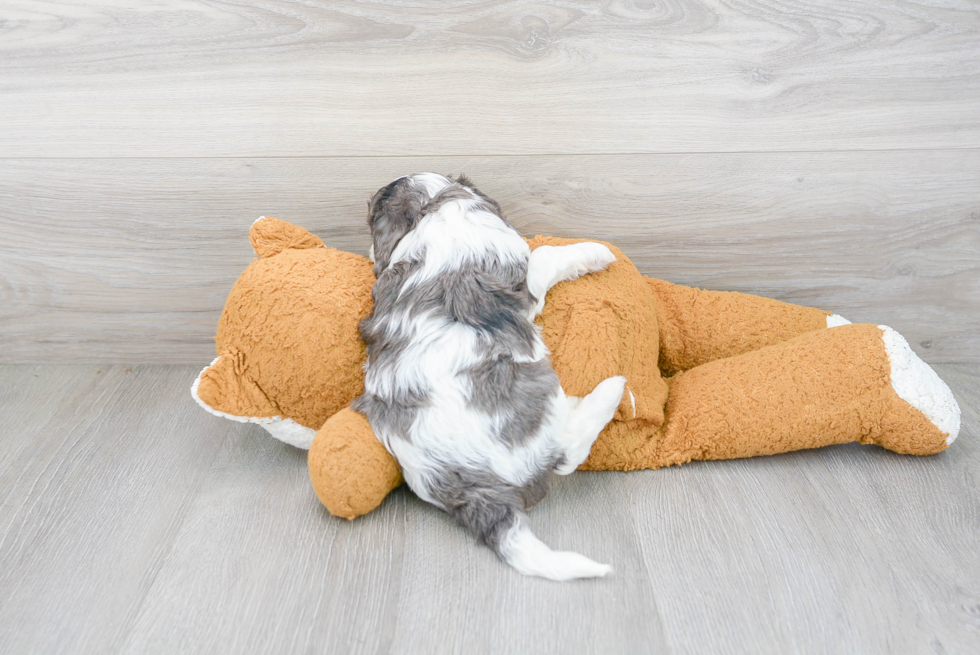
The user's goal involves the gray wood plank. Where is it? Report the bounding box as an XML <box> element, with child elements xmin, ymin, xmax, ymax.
<box><xmin>387</xmin><ymin>473</ymin><xmax>669</xmax><ymax>654</ymax></box>
<box><xmin>0</xmin><ymin>365</ymin><xmax>233</xmax><ymax>654</ymax></box>
<box><xmin>626</xmin><ymin>362</ymin><xmax>980</xmax><ymax>655</ymax></box>
<box><xmin>119</xmin><ymin>428</ymin><xmax>408</xmax><ymax>655</ymax></box>
<box><xmin>2</xmin><ymin>152</ymin><xmax>977</xmax><ymax>364</ymax></box>
<box><xmin>118</xmin><ymin>430</ymin><xmax>668</xmax><ymax>654</ymax></box>
<box><xmin>0</xmin><ymin>364</ymin><xmax>976</xmax><ymax>653</ymax></box>
<box><xmin>1</xmin><ymin>0</ymin><xmax>978</xmax><ymax>157</ymax></box>
<box><xmin>0</xmin><ymin>365</ymin><xmax>92</xmax><ymax>477</ymax></box>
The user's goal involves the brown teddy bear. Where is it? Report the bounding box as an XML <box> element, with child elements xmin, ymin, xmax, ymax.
<box><xmin>192</xmin><ymin>217</ymin><xmax>960</xmax><ymax>520</ymax></box>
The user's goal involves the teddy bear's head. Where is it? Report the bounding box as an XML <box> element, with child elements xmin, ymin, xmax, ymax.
<box><xmin>191</xmin><ymin>217</ymin><xmax>375</xmax><ymax>448</ymax></box>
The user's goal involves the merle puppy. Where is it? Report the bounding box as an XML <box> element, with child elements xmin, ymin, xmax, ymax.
<box><xmin>354</xmin><ymin>173</ymin><xmax>626</xmax><ymax>580</ymax></box>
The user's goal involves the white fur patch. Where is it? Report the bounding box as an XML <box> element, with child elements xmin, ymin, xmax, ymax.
<box><xmin>367</xmin><ymin>319</ymin><xmax>480</xmax><ymax>400</ymax></box>
<box><xmin>411</xmin><ymin>172</ymin><xmax>454</xmax><ymax>197</ymax></box>
<box><xmin>555</xmin><ymin>376</ymin><xmax>626</xmax><ymax>475</ymax></box>
<box><xmin>499</xmin><ymin>521</ymin><xmax>612</xmax><ymax>581</ymax></box>
<box><xmin>190</xmin><ymin>357</ymin><xmax>317</xmax><ymax>449</ymax></box>
<box><xmin>389</xmin><ymin>200</ymin><xmax>530</xmax><ymax>284</ymax></box>
<box><xmin>391</xmin><ymin>392</ymin><xmax>563</xmax><ymax>500</ymax></box>
<box><xmin>879</xmin><ymin>326</ymin><xmax>961</xmax><ymax>445</ymax></box>
<box><xmin>826</xmin><ymin>314</ymin><xmax>851</xmax><ymax>327</ymax></box>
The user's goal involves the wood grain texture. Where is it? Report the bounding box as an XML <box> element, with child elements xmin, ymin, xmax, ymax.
<box><xmin>626</xmin><ymin>404</ymin><xmax>980</xmax><ymax>654</ymax></box>
<box><xmin>0</xmin><ymin>363</ymin><xmax>977</xmax><ymax>654</ymax></box>
<box><xmin>118</xmin><ymin>429</ymin><xmax>409</xmax><ymax>654</ymax></box>
<box><xmin>3</xmin><ymin>0</ymin><xmax>977</xmax><ymax>649</ymax></box>
<box><xmin>2</xmin><ymin>152</ymin><xmax>977</xmax><ymax>363</ymax></box>
<box><xmin>1</xmin><ymin>0</ymin><xmax>978</xmax><ymax>157</ymax></box>
<box><xmin>0</xmin><ymin>365</ymin><xmax>234</xmax><ymax>654</ymax></box>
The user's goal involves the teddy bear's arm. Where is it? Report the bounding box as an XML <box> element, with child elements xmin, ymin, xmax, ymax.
<box><xmin>646</xmin><ymin>277</ymin><xmax>833</xmax><ymax>376</ymax></box>
<box><xmin>308</xmin><ymin>408</ymin><xmax>403</xmax><ymax>520</ymax></box>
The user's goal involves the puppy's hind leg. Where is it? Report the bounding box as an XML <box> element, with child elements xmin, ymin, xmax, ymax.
<box><xmin>555</xmin><ymin>376</ymin><xmax>626</xmax><ymax>475</ymax></box>
<box><xmin>526</xmin><ymin>243</ymin><xmax>616</xmax><ymax>317</ymax></box>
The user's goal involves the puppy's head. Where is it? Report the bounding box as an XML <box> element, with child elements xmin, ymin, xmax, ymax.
<box><xmin>367</xmin><ymin>173</ymin><xmax>452</xmax><ymax>276</ymax></box>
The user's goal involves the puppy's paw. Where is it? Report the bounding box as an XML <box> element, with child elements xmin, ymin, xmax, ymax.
<box><xmin>556</xmin><ymin>376</ymin><xmax>627</xmax><ymax>475</ymax></box>
<box><xmin>569</xmin><ymin>242</ymin><xmax>616</xmax><ymax>276</ymax></box>
<box><xmin>588</xmin><ymin>375</ymin><xmax>627</xmax><ymax>423</ymax></box>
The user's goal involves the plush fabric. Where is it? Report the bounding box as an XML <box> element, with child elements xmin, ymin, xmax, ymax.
<box><xmin>195</xmin><ymin>218</ymin><xmax>373</xmax><ymax>431</ymax></box>
<box><xmin>192</xmin><ymin>217</ymin><xmax>957</xmax><ymax>520</ymax></box>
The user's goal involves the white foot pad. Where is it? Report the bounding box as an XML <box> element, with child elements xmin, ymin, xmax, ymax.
<box><xmin>880</xmin><ymin>326</ymin><xmax>961</xmax><ymax>445</ymax></box>
<box><xmin>827</xmin><ymin>314</ymin><xmax>852</xmax><ymax>327</ymax></box>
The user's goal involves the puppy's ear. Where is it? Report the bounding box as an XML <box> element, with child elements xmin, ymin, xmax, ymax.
<box><xmin>367</xmin><ymin>178</ymin><xmax>426</xmax><ymax>276</ymax></box>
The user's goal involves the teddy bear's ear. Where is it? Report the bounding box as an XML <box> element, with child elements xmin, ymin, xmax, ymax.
<box><xmin>249</xmin><ymin>216</ymin><xmax>325</xmax><ymax>258</ymax></box>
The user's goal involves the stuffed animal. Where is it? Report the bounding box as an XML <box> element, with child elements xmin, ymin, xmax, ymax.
<box><xmin>192</xmin><ymin>217</ymin><xmax>961</xmax><ymax>520</ymax></box>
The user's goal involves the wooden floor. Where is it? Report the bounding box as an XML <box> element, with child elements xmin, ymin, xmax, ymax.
<box><xmin>0</xmin><ymin>363</ymin><xmax>976</xmax><ymax>654</ymax></box>
<box><xmin>2</xmin><ymin>0</ymin><xmax>979</xmax><ymax>652</ymax></box>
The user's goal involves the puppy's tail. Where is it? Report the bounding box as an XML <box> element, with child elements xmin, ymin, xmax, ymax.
<box><xmin>453</xmin><ymin>498</ymin><xmax>612</xmax><ymax>582</ymax></box>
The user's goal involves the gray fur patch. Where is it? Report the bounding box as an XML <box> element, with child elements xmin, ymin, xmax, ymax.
<box><xmin>366</xmin><ymin>177</ymin><xmax>429</xmax><ymax>277</ymax></box>
<box><xmin>362</xmin><ymin>255</ymin><xmax>537</xmax><ymax>358</ymax></box>
<box><xmin>357</xmin><ymin>252</ymin><xmax>545</xmax><ymax>445</ymax></box>
<box><xmin>467</xmin><ymin>356</ymin><xmax>558</xmax><ymax>446</ymax></box>
<box><xmin>428</xmin><ymin>465</ymin><xmax>555</xmax><ymax>550</ymax></box>
<box><xmin>351</xmin><ymin>386</ymin><xmax>428</xmax><ymax>446</ymax></box>
<box><xmin>419</xmin><ymin>185</ymin><xmax>474</xmax><ymax>215</ymax></box>
<box><xmin>450</xmin><ymin>174</ymin><xmax>505</xmax><ymax>219</ymax></box>
<box><xmin>422</xmin><ymin>179</ymin><xmax>506</xmax><ymax>223</ymax></box>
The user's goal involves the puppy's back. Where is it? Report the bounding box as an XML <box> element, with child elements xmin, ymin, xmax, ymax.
<box><xmin>358</xmin><ymin>175</ymin><xmax>612</xmax><ymax>580</ymax></box>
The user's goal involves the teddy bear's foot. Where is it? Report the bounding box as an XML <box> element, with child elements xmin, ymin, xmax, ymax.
<box><xmin>827</xmin><ymin>314</ymin><xmax>851</xmax><ymax>327</ymax></box>
<box><xmin>880</xmin><ymin>325</ymin><xmax>960</xmax><ymax>445</ymax></box>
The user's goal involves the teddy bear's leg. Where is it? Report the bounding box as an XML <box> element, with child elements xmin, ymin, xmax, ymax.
<box><xmin>555</xmin><ymin>376</ymin><xmax>627</xmax><ymax>475</ymax></box>
<box><xmin>646</xmin><ymin>277</ymin><xmax>838</xmax><ymax>375</ymax></box>
<box><xmin>526</xmin><ymin>243</ymin><xmax>617</xmax><ymax>317</ymax></box>
<box><xmin>644</xmin><ymin>323</ymin><xmax>959</xmax><ymax>469</ymax></box>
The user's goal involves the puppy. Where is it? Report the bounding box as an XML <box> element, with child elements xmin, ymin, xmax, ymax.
<box><xmin>354</xmin><ymin>173</ymin><xmax>626</xmax><ymax>581</ymax></box>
